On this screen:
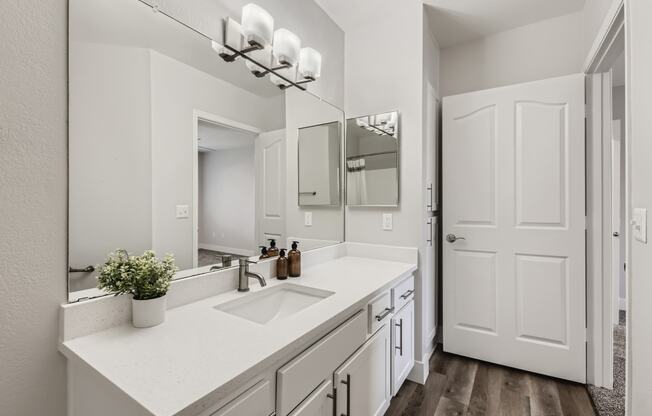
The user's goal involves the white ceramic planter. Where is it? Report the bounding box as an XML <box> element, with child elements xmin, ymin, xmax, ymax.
<box><xmin>132</xmin><ymin>295</ymin><xmax>167</xmax><ymax>328</ymax></box>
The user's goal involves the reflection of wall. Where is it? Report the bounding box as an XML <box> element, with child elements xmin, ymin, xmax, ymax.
<box><xmin>149</xmin><ymin>50</ymin><xmax>284</xmax><ymax>269</ymax></box>
<box><xmin>147</xmin><ymin>0</ymin><xmax>345</xmax><ymax>108</ymax></box>
<box><xmin>69</xmin><ymin>42</ymin><xmax>153</xmax><ymax>291</ymax></box>
<box><xmin>286</xmin><ymin>89</ymin><xmax>344</xmax><ymax>245</ymax></box>
<box><xmin>198</xmin><ymin>147</ymin><xmax>255</xmax><ymax>255</ymax></box>
<box><xmin>298</xmin><ymin>123</ymin><xmax>340</xmax><ymax>206</ymax></box>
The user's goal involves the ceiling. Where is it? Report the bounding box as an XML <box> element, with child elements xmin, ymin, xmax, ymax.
<box><xmin>197</xmin><ymin>121</ymin><xmax>257</xmax><ymax>152</ymax></box>
<box><xmin>424</xmin><ymin>0</ymin><xmax>586</xmax><ymax>48</ymax></box>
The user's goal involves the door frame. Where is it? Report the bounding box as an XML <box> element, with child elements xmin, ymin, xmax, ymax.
<box><xmin>191</xmin><ymin>109</ymin><xmax>261</xmax><ymax>268</ymax></box>
<box><xmin>583</xmin><ymin>0</ymin><xmax>626</xmax><ymax>389</ymax></box>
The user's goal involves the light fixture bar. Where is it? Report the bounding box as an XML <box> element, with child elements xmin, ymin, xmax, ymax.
<box><xmin>219</xmin><ymin>43</ymin><xmax>313</xmax><ymax>91</ymax></box>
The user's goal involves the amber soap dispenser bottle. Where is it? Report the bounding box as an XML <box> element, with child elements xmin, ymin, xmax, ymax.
<box><xmin>288</xmin><ymin>241</ymin><xmax>301</xmax><ymax>277</ymax></box>
<box><xmin>267</xmin><ymin>239</ymin><xmax>279</xmax><ymax>257</ymax></box>
<box><xmin>276</xmin><ymin>249</ymin><xmax>288</xmax><ymax>280</ymax></box>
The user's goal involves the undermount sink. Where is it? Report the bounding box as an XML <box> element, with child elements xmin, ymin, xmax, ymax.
<box><xmin>214</xmin><ymin>283</ymin><xmax>334</xmax><ymax>325</ymax></box>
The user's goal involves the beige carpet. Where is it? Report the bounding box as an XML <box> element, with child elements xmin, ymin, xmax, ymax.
<box><xmin>588</xmin><ymin>311</ymin><xmax>626</xmax><ymax>416</ymax></box>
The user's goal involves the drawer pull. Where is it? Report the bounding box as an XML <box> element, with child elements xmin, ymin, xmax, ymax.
<box><xmin>375</xmin><ymin>307</ymin><xmax>394</xmax><ymax>321</ymax></box>
<box><xmin>395</xmin><ymin>318</ymin><xmax>403</xmax><ymax>356</ymax></box>
<box><xmin>400</xmin><ymin>289</ymin><xmax>414</xmax><ymax>300</ymax></box>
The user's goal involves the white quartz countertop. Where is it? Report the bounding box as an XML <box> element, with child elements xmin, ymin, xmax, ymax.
<box><xmin>60</xmin><ymin>255</ymin><xmax>417</xmax><ymax>416</ymax></box>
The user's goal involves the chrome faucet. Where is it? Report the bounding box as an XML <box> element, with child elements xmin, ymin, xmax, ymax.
<box><xmin>238</xmin><ymin>258</ymin><xmax>267</xmax><ymax>292</ymax></box>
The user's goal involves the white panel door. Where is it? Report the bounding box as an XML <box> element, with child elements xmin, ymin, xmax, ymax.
<box><xmin>334</xmin><ymin>324</ymin><xmax>391</xmax><ymax>416</ymax></box>
<box><xmin>255</xmin><ymin>129</ymin><xmax>286</xmax><ymax>248</ymax></box>
<box><xmin>443</xmin><ymin>74</ymin><xmax>586</xmax><ymax>382</ymax></box>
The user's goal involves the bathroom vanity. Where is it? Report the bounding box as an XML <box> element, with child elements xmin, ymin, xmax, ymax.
<box><xmin>60</xmin><ymin>243</ymin><xmax>417</xmax><ymax>416</ymax></box>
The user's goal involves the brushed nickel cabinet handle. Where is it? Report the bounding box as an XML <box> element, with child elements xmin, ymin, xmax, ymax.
<box><xmin>395</xmin><ymin>318</ymin><xmax>404</xmax><ymax>356</ymax></box>
<box><xmin>375</xmin><ymin>307</ymin><xmax>394</xmax><ymax>321</ymax></box>
<box><xmin>340</xmin><ymin>374</ymin><xmax>351</xmax><ymax>416</ymax></box>
<box><xmin>400</xmin><ymin>289</ymin><xmax>414</xmax><ymax>300</ymax></box>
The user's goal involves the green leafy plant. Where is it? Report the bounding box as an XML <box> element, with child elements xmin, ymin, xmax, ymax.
<box><xmin>97</xmin><ymin>250</ymin><xmax>177</xmax><ymax>300</ymax></box>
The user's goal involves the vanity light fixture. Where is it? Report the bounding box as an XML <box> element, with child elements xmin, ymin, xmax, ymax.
<box><xmin>216</xmin><ymin>3</ymin><xmax>322</xmax><ymax>90</ymax></box>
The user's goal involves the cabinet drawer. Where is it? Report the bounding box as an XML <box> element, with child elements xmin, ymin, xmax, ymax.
<box><xmin>211</xmin><ymin>379</ymin><xmax>273</xmax><ymax>416</ymax></box>
<box><xmin>391</xmin><ymin>275</ymin><xmax>414</xmax><ymax>311</ymax></box>
<box><xmin>368</xmin><ymin>291</ymin><xmax>392</xmax><ymax>335</ymax></box>
<box><xmin>276</xmin><ymin>311</ymin><xmax>366</xmax><ymax>416</ymax></box>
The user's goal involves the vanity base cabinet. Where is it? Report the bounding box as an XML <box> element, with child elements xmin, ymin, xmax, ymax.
<box><xmin>210</xmin><ymin>379</ymin><xmax>273</xmax><ymax>416</ymax></box>
<box><xmin>334</xmin><ymin>324</ymin><xmax>391</xmax><ymax>416</ymax></box>
<box><xmin>391</xmin><ymin>300</ymin><xmax>415</xmax><ymax>396</ymax></box>
<box><xmin>287</xmin><ymin>380</ymin><xmax>333</xmax><ymax>416</ymax></box>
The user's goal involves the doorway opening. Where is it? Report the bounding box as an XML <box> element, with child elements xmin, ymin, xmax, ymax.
<box><xmin>586</xmin><ymin>37</ymin><xmax>627</xmax><ymax>416</ymax></box>
<box><xmin>192</xmin><ymin>112</ymin><xmax>260</xmax><ymax>271</ymax></box>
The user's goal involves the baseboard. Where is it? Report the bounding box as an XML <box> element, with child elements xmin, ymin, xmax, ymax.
<box><xmin>619</xmin><ymin>297</ymin><xmax>627</xmax><ymax>311</ymax></box>
<box><xmin>407</xmin><ymin>329</ymin><xmax>438</xmax><ymax>385</ymax></box>
<box><xmin>198</xmin><ymin>243</ymin><xmax>254</xmax><ymax>257</ymax></box>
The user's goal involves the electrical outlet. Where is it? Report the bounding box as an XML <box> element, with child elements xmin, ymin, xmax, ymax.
<box><xmin>304</xmin><ymin>212</ymin><xmax>313</xmax><ymax>226</ymax></box>
<box><xmin>382</xmin><ymin>213</ymin><xmax>393</xmax><ymax>231</ymax></box>
<box><xmin>176</xmin><ymin>205</ymin><xmax>189</xmax><ymax>219</ymax></box>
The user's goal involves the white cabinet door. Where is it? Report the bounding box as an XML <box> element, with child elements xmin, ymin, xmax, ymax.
<box><xmin>288</xmin><ymin>380</ymin><xmax>333</xmax><ymax>416</ymax></box>
<box><xmin>211</xmin><ymin>379</ymin><xmax>273</xmax><ymax>416</ymax></box>
<box><xmin>443</xmin><ymin>73</ymin><xmax>586</xmax><ymax>382</ymax></box>
<box><xmin>391</xmin><ymin>301</ymin><xmax>414</xmax><ymax>395</ymax></box>
<box><xmin>334</xmin><ymin>324</ymin><xmax>390</xmax><ymax>416</ymax></box>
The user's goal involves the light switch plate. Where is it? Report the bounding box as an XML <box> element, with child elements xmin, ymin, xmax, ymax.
<box><xmin>632</xmin><ymin>208</ymin><xmax>647</xmax><ymax>243</ymax></box>
<box><xmin>176</xmin><ymin>205</ymin><xmax>189</xmax><ymax>219</ymax></box>
<box><xmin>382</xmin><ymin>213</ymin><xmax>393</xmax><ymax>231</ymax></box>
<box><xmin>304</xmin><ymin>212</ymin><xmax>312</xmax><ymax>227</ymax></box>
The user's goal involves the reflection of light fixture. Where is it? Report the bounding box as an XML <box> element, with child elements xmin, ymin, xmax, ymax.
<box><xmin>241</xmin><ymin>3</ymin><xmax>274</xmax><ymax>47</ymax></box>
<box><xmin>298</xmin><ymin>48</ymin><xmax>322</xmax><ymax>80</ymax></box>
<box><xmin>355</xmin><ymin>112</ymin><xmax>398</xmax><ymax>137</ymax></box>
<box><xmin>273</xmin><ymin>29</ymin><xmax>301</xmax><ymax>66</ymax></box>
<box><xmin>216</xmin><ymin>3</ymin><xmax>322</xmax><ymax>91</ymax></box>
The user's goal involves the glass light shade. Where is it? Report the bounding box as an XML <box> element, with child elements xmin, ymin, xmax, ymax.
<box><xmin>241</xmin><ymin>4</ymin><xmax>274</xmax><ymax>47</ymax></box>
<box><xmin>298</xmin><ymin>47</ymin><xmax>322</xmax><ymax>80</ymax></box>
<box><xmin>273</xmin><ymin>28</ymin><xmax>301</xmax><ymax>66</ymax></box>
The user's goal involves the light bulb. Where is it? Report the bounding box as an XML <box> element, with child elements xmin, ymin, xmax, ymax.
<box><xmin>298</xmin><ymin>47</ymin><xmax>322</xmax><ymax>80</ymax></box>
<box><xmin>241</xmin><ymin>4</ymin><xmax>274</xmax><ymax>47</ymax></box>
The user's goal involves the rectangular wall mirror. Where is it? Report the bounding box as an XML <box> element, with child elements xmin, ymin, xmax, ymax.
<box><xmin>346</xmin><ymin>111</ymin><xmax>400</xmax><ymax>207</ymax></box>
<box><xmin>298</xmin><ymin>121</ymin><xmax>342</xmax><ymax>206</ymax></box>
<box><xmin>67</xmin><ymin>0</ymin><xmax>344</xmax><ymax>301</ymax></box>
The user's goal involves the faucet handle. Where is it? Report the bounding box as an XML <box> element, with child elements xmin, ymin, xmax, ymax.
<box><xmin>239</xmin><ymin>258</ymin><xmax>258</xmax><ymax>266</ymax></box>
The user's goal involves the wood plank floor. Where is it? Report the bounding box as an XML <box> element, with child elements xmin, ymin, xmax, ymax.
<box><xmin>386</xmin><ymin>345</ymin><xmax>596</xmax><ymax>416</ymax></box>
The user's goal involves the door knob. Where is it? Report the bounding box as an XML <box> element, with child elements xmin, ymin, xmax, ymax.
<box><xmin>613</xmin><ymin>232</ymin><xmax>620</xmax><ymax>237</ymax></box>
<box><xmin>446</xmin><ymin>234</ymin><xmax>465</xmax><ymax>243</ymax></box>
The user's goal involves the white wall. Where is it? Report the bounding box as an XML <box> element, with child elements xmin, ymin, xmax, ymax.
<box><xmin>342</xmin><ymin>0</ymin><xmax>440</xmax><ymax>370</ymax></box>
<box><xmin>69</xmin><ymin>42</ymin><xmax>153</xmax><ymax>291</ymax></box>
<box><xmin>285</xmin><ymin>89</ymin><xmax>344</xmax><ymax>245</ymax></box>
<box><xmin>198</xmin><ymin>146</ymin><xmax>256</xmax><ymax>253</ymax></box>
<box><xmin>441</xmin><ymin>11</ymin><xmax>584</xmax><ymax>96</ymax></box>
<box><xmin>0</xmin><ymin>1</ymin><xmax>68</xmax><ymax>415</ymax></box>
<box><xmin>150</xmin><ymin>50</ymin><xmax>283</xmax><ymax>269</ymax></box>
<box><xmin>626</xmin><ymin>1</ymin><xmax>652</xmax><ymax>412</ymax></box>
<box><xmin>583</xmin><ymin>0</ymin><xmax>621</xmax><ymax>58</ymax></box>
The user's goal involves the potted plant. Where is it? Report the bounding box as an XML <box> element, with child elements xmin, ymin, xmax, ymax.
<box><xmin>97</xmin><ymin>249</ymin><xmax>177</xmax><ymax>328</ymax></box>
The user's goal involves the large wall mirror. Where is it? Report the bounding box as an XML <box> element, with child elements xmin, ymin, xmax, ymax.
<box><xmin>68</xmin><ymin>0</ymin><xmax>345</xmax><ymax>301</ymax></box>
<box><xmin>346</xmin><ymin>112</ymin><xmax>400</xmax><ymax>207</ymax></box>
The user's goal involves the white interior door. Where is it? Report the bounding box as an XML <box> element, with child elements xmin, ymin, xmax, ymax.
<box><xmin>255</xmin><ymin>129</ymin><xmax>286</xmax><ymax>248</ymax></box>
<box><xmin>443</xmin><ymin>74</ymin><xmax>586</xmax><ymax>382</ymax></box>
